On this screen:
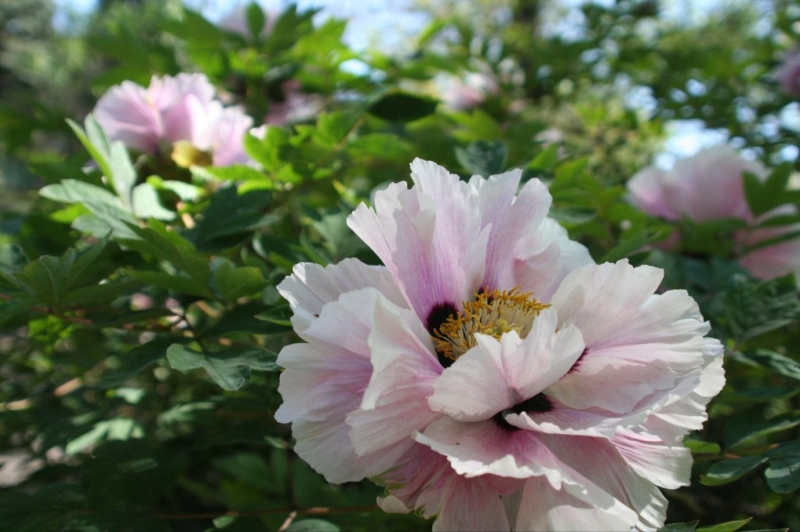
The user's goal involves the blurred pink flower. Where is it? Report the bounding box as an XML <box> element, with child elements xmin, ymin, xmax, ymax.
<box><xmin>276</xmin><ymin>159</ymin><xmax>723</xmax><ymax>530</ymax></box>
<box><xmin>265</xmin><ymin>80</ymin><xmax>322</xmax><ymax>125</ymax></box>
<box><xmin>775</xmin><ymin>50</ymin><xmax>800</xmax><ymax>97</ymax></box>
<box><xmin>440</xmin><ymin>72</ymin><xmax>499</xmax><ymax>110</ymax></box>
<box><xmin>94</xmin><ymin>73</ymin><xmax>260</xmax><ymax>167</ymax></box>
<box><xmin>628</xmin><ymin>146</ymin><xmax>800</xmax><ymax>280</ymax></box>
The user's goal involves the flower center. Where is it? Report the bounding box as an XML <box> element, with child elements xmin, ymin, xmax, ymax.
<box><xmin>432</xmin><ymin>288</ymin><xmax>549</xmax><ymax>364</ymax></box>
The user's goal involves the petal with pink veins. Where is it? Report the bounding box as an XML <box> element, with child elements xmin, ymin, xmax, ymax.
<box><xmin>428</xmin><ymin>310</ymin><xmax>584</xmax><ymax>422</ymax></box>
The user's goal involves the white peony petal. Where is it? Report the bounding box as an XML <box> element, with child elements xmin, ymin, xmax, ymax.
<box><xmin>428</xmin><ymin>310</ymin><xmax>584</xmax><ymax>421</ymax></box>
<box><xmin>277</xmin><ymin>259</ymin><xmax>405</xmax><ymax>334</ymax></box>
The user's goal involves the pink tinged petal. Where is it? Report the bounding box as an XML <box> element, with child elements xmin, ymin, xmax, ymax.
<box><xmin>277</xmin><ymin>259</ymin><xmax>406</xmax><ymax>335</ymax></box>
<box><xmin>275</xmin><ymin>288</ymin><xmax>415</xmax><ymax>483</ymax></box>
<box><xmin>548</xmin><ymin>261</ymin><xmax>713</xmax><ymax>415</ymax></box>
<box><xmin>512</xmin><ymin>218</ymin><xmax>594</xmax><ymax>302</ymax></box>
<box><xmin>511</xmin><ymin>356</ymin><xmax>713</xmax><ymax>438</ymax></box>
<box><xmin>347</xmin><ymin>159</ymin><xmax>489</xmax><ymax>325</ymax></box>
<box><xmin>209</xmin><ymin>107</ymin><xmax>256</xmax><ymax>166</ymax></box>
<box><xmin>415</xmin><ymin>416</ymin><xmax>572</xmax><ymax>482</ymax></box>
<box><xmin>551</xmin><ymin>260</ymin><xmax>663</xmax><ymax>347</ymax></box>
<box><xmin>381</xmin><ymin>444</ymin><xmax>517</xmax><ymax>532</ymax></box>
<box><xmin>627</xmin><ymin>167</ymin><xmax>680</xmax><ymax>221</ymax></box>
<box><xmin>611</xmin><ymin>431</ymin><xmax>692</xmax><ymax>490</ymax></box>
<box><xmin>432</xmin><ymin>474</ymin><xmax>510</xmax><ymax>532</ymax></box>
<box><xmin>646</xmin><ymin>340</ymin><xmax>725</xmax><ymax>443</ymax></box>
<box><xmin>161</xmin><ymin>93</ymin><xmax>209</xmax><ymax>145</ymax></box>
<box><xmin>346</xmin><ymin>293</ymin><xmax>442</xmax><ymax>460</ymax></box>
<box><xmin>468</xmin><ymin>172</ymin><xmax>556</xmax><ymax>290</ymax></box>
<box><xmin>538</xmin><ymin>435</ymin><xmax>668</xmax><ymax>531</ymax></box>
<box><xmin>515</xmin><ymin>476</ymin><xmax>636</xmax><ymax>532</ymax></box>
<box><xmin>94</xmin><ymin>82</ymin><xmax>163</xmax><ymax>154</ymax></box>
<box><xmin>428</xmin><ymin>310</ymin><xmax>584</xmax><ymax>421</ymax></box>
<box><xmin>738</xmin><ymin>224</ymin><xmax>800</xmax><ymax>281</ymax></box>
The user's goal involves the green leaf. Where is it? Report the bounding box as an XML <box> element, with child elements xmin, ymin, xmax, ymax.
<box><xmin>528</xmin><ymin>143</ymin><xmax>560</xmax><ymax>171</ymax></box>
<box><xmin>658</xmin><ymin>522</ymin><xmax>698</xmax><ymax>532</ymax></box>
<box><xmin>731</xmin><ymin>386</ymin><xmax>800</xmax><ymax>402</ymax></box>
<box><xmin>166</xmin><ymin>345</ymin><xmax>279</xmax><ymax>391</ymax></box>
<box><xmin>286</xmin><ymin>520</ymin><xmax>340</xmax><ymax>532</ymax></box>
<box><xmin>98</xmin><ymin>337</ymin><xmax>177</xmax><ymax>389</ymax></box>
<box><xmin>725</xmin><ymin>413</ymin><xmax>800</xmax><ymax>450</ymax></box>
<box><xmin>765</xmin><ymin>440</ymin><xmax>800</xmax><ymax>493</ymax></box>
<box><xmin>696</xmin><ymin>518</ymin><xmax>752</xmax><ymax>532</ymax></box>
<box><xmin>131</xmin><ymin>183</ymin><xmax>176</xmax><ymax>220</ymax></box>
<box><xmin>700</xmin><ymin>455</ymin><xmax>768</xmax><ymax>486</ymax></box>
<box><xmin>734</xmin><ymin>350</ymin><xmax>800</xmax><ymax>382</ymax></box>
<box><xmin>599</xmin><ymin>227</ymin><xmax>670</xmax><ymax>263</ymax></box>
<box><xmin>245</xmin><ymin>1</ymin><xmax>266</xmax><ymax>37</ymax></box>
<box><xmin>455</xmin><ymin>140</ymin><xmax>507</xmax><ymax>177</ymax></box>
<box><xmin>187</xmin><ymin>187</ymin><xmax>273</xmax><ymax>251</ymax></box>
<box><xmin>60</xmin><ymin>277</ymin><xmax>140</xmax><ymax>306</ymax></box>
<box><xmin>210</xmin><ymin>258</ymin><xmax>268</xmax><ymax>301</ymax></box>
<box><xmin>368</xmin><ymin>91</ymin><xmax>438</xmax><ymax>122</ymax></box>
<box><xmin>685</xmin><ymin>440</ymin><xmax>721</xmax><ymax>455</ymax></box>
<box><xmin>119</xmin><ymin>222</ymin><xmax>211</xmax><ymax>286</ymax></box>
<box><xmin>68</xmin><ymin>116</ymin><xmax>137</xmax><ymax>209</ymax></box>
<box><xmin>743</xmin><ymin>164</ymin><xmax>793</xmax><ymax>217</ymax></box>
<box><xmin>127</xmin><ymin>270</ymin><xmax>213</xmax><ymax>298</ymax></box>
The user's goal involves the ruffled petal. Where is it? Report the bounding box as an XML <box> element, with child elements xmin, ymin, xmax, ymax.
<box><xmin>277</xmin><ymin>259</ymin><xmax>406</xmax><ymax>334</ymax></box>
<box><xmin>645</xmin><ymin>339</ymin><xmax>726</xmax><ymax>443</ymax></box>
<box><xmin>428</xmin><ymin>310</ymin><xmax>584</xmax><ymax>422</ymax></box>
<box><xmin>94</xmin><ymin>82</ymin><xmax>163</xmax><ymax>154</ymax></box>
<box><xmin>345</xmin><ymin>291</ymin><xmax>442</xmax><ymax>460</ymax></box>
<box><xmin>535</xmin><ymin>435</ymin><xmax>668</xmax><ymax>531</ymax></box>
<box><xmin>548</xmin><ymin>260</ymin><xmax>712</xmax><ymax>415</ymax></box>
<box><xmin>415</xmin><ymin>416</ymin><xmax>572</xmax><ymax>482</ymax></box>
<box><xmin>610</xmin><ymin>430</ymin><xmax>692</xmax><ymax>490</ymax></box>
<box><xmin>515</xmin><ymin>476</ymin><xmax>637</xmax><ymax>532</ymax></box>
<box><xmin>347</xmin><ymin>159</ymin><xmax>489</xmax><ymax>324</ymax></box>
<box><xmin>380</xmin><ymin>444</ymin><xmax>519</xmax><ymax>532</ymax></box>
<box><xmin>275</xmin><ymin>287</ymin><xmax>418</xmax><ymax>482</ymax></box>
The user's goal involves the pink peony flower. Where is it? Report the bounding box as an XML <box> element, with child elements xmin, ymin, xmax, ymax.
<box><xmin>628</xmin><ymin>146</ymin><xmax>800</xmax><ymax>280</ymax></box>
<box><xmin>775</xmin><ymin>49</ymin><xmax>800</xmax><ymax>97</ymax></box>
<box><xmin>276</xmin><ymin>159</ymin><xmax>724</xmax><ymax>531</ymax></box>
<box><xmin>94</xmin><ymin>73</ymin><xmax>259</xmax><ymax>167</ymax></box>
<box><xmin>439</xmin><ymin>72</ymin><xmax>499</xmax><ymax>110</ymax></box>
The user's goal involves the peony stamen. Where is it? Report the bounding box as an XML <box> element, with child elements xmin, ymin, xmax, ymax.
<box><xmin>432</xmin><ymin>288</ymin><xmax>549</xmax><ymax>363</ymax></box>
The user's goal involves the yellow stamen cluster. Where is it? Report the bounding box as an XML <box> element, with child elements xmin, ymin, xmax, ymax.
<box><xmin>432</xmin><ymin>288</ymin><xmax>549</xmax><ymax>362</ymax></box>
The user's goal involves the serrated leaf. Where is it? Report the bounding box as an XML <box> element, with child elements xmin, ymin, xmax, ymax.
<box><xmin>167</xmin><ymin>345</ymin><xmax>279</xmax><ymax>391</ymax></box>
<box><xmin>60</xmin><ymin>277</ymin><xmax>140</xmax><ymax>306</ymax></box>
<box><xmin>127</xmin><ymin>270</ymin><xmax>213</xmax><ymax>298</ymax></box>
<box><xmin>700</xmin><ymin>455</ymin><xmax>768</xmax><ymax>486</ymax></box>
<box><xmin>98</xmin><ymin>337</ymin><xmax>177</xmax><ymax>389</ymax></box>
<box><xmin>735</xmin><ymin>350</ymin><xmax>800</xmax><ymax>381</ymax></box>
<box><xmin>368</xmin><ymin>91</ymin><xmax>438</xmax><ymax>122</ymax></box>
<box><xmin>131</xmin><ymin>183</ymin><xmax>176</xmax><ymax>220</ymax></box>
<box><xmin>210</xmin><ymin>258</ymin><xmax>268</xmax><ymax>301</ymax></box>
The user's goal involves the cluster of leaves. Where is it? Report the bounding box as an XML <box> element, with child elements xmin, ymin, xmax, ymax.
<box><xmin>0</xmin><ymin>1</ymin><xmax>800</xmax><ymax>531</ymax></box>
